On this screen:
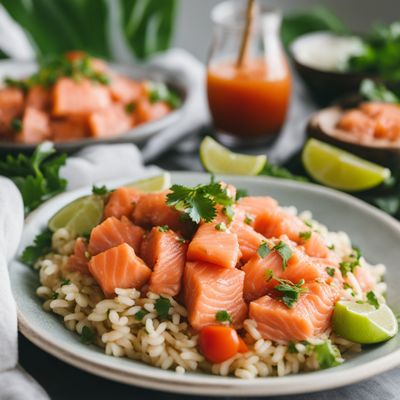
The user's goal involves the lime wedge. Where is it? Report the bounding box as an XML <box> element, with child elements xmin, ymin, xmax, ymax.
<box><xmin>124</xmin><ymin>172</ymin><xmax>171</xmax><ymax>192</ymax></box>
<box><xmin>302</xmin><ymin>139</ymin><xmax>391</xmax><ymax>191</ymax></box>
<box><xmin>200</xmin><ymin>136</ymin><xmax>267</xmax><ymax>175</ymax></box>
<box><xmin>48</xmin><ymin>195</ymin><xmax>104</xmax><ymax>236</ymax></box>
<box><xmin>333</xmin><ymin>300</ymin><xmax>398</xmax><ymax>344</ymax></box>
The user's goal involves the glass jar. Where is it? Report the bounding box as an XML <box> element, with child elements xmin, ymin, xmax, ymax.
<box><xmin>207</xmin><ymin>0</ymin><xmax>292</xmax><ymax>146</ymax></box>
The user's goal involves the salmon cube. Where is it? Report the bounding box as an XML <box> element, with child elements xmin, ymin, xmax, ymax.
<box><xmin>51</xmin><ymin>117</ymin><xmax>89</xmax><ymax>142</ymax></box>
<box><xmin>88</xmin><ymin>103</ymin><xmax>132</xmax><ymax>138</ymax></box>
<box><xmin>237</xmin><ymin>196</ymin><xmax>278</xmax><ymax>223</ymax></box>
<box><xmin>184</xmin><ymin>261</ymin><xmax>247</xmax><ymax>330</ymax></box>
<box><xmin>0</xmin><ymin>87</ymin><xmax>24</xmax><ymax>134</ymax></box>
<box><xmin>135</xmin><ymin>99</ymin><xmax>171</xmax><ymax>124</ymax></box>
<box><xmin>53</xmin><ymin>77</ymin><xmax>111</xmax><ymax>116</ymax></box>
<box><xmin>16</xmin><ymin>107</ymin><xmax>51</xmax><ymax>144</ymax></box>
<box><xmin>337</xmin><ymin>110</ymin><xmax>375</xmax><ymax>139</ymax></box>
<box><xmin>89</xmin><ymin>243</ymin><xmax>151</xmax><ymax>298</ymax></box>
<box><xmin>88</xmin><ymin>216</ymin><xmax>144</xmax><ymax>256</ymax></box>
<box><xmin>249</xmin><ymin>282</ymin><xmax>340</xmax><ymax>342</ymax></box>
<box><xmin>109</xmin><ymin>76</ymin><xmax>143</xmax><ymax>104</ymax></box>
<box><xmin>26</xmin><ymin>85</ymin><xmax>51</xmax><ymax>111</ymax></box>
<box><xmin>140</xmin><ymin>227</ymin><xmax>187</xmax><ymax>296</ymax></box>
<box><xmin>67</xmin><ymin>238</ymin><xmax>89</xmax><ymax>274</ymax></box>
<box><xmin>104</xmin><ymin>187</ymin><xmax>141</xmax><ymax>219</ymax></box>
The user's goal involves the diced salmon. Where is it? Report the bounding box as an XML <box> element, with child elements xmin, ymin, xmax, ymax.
<box><xmin>88</xmin><ymin>103</ymin><xmax>132</xmax><ymax>138</ymax></box>
<box><xmin>0</xmin><ymin>87</ymin><xmax>24</xmax><ymax>134</ymax></box>
<box><xmin>249</xmin><ymin>282</ymin><xmax>340</xmax><ymax>342</ymax></box>
<box><xmin>53</xmin><ymin>77</ymin><xmax>111</xmax><ymax>116</ymax></box>
<box><xmin>237</xmin><ymin>196</ymin><xmax>279</xmax><ymax>224</ymax></box>
<box><xmin>89</xmin><ymin>243</ymin><xmax>151</xmax><ymax>298</ymax></box>
<box><xmin>109</xmin><ymin>76</ymin><xmax>143</xmax><ymax>104</ymax></box>
<box><xmin>254</xmin><ymin>208</ymin><xmax>330</xmax><ymax>258</ymax></box>
<box><xmin>135</xmin><ymin>99</ymin><xmax>171</xmax><ymax>124</ymax></box>
<box><xmin>187</xmin><ymin>215</ymin><xmax>240</xmax><ymax>269</ymax></box>
<box><xmin>354</xmin><ymin>266</ymin><xmax>375</xmax><ymax>293</ymax></box>
<box><xmin>337</xmin><ymin>110</ymin><xmax>375</xmax><ymax>139</ymax></box>
<box><xmin>51</xmin><ymin>117</ymin><xmax>89</xmax><ymax>142</ymax></box>
<box><xmin>26</xmin><ymin>85</ymin><xmax>51</xmax><ymax>111</ymax></box>
<box><xmin>360</xmin><ymin>102</ymin><xmax>400</xmax><ymax>118</ymax></box>
<box><xmin>104</xmin><ymin>187</ymin><xmax>141</xmax><ymax>219</ymax></box>
<box><xmin>88</xmin><ymin>216</ymin><xmax>144</xmax><ymax>256</ymax></box>
<box><xmin>374</xmin><ymin>110</ymin><xmax>400</xmax><ymax>141</ymax></box>
<box><xmin>16</xmin><ymin>107</ymin><xmax>51</xmax><ymax>144</ymax></box>
<box><xmin>140</xmin><ymin>227</ymin><xmax>187</xmax><ymax>296</ymax></box>
<box><xmin>133</xmin><ymin>191</ymin><xmax>193</xmax><ymax>236</ymax></box>
<box><xmin>184</xmin><ymin>261</ymin><xmax>247</xmax><ymax>330</ymax></box>
<box><xmin>67</xmin><ymin>238</ymin><xmax>89</xmax><ymax>274</ymax></box>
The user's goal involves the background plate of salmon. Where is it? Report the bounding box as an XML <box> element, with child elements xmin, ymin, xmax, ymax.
<box><xmin>10</xmin><ymin>172</ymin><xmax>400</xmax><ymax>396</ymax></box>
<box><xmin>0</xmin><ymin>60</ymin><xmax>185</xmax><ymax>154</ymax></box>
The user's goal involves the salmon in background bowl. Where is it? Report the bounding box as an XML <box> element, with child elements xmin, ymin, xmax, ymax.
<box><xmin>0</xmin><ymin>52</ymin><xmax>186</xmax><ymax>154</ymax></box>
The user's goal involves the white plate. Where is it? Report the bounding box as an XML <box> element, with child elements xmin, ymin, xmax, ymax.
<box><xmin>10</xmin><ymin>172</ymin><xmax>400</xmax><ymax>396</ymax></box>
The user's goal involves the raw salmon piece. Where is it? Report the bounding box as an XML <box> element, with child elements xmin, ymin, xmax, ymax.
<box><xmin>16</xmin><ymin>107</ymin><xmax>51</xmax><ymax>144</ymax></box>
<box><xmin>88</xmin><ymin>103</ymin><xmax>132</xmax><ymax>138</ymax></box>
<box><xmin>374</xmin><ymin>111</ymin><xmax>400</xmax><ymax>141</ymax></box>
<box><xmin>53</xmin><ymin>78</ymin><xmax>111</xmax><ymax>116</ymax></box>
<box><xmin>135</xmin><ymin>99</ymin><xmax>171</xmax><ymax>124</ymax></box>
<box><xmin>89</xmin><ymin>243</ymin><xmax>151</xmax><ymax>298</ymax></box>
<box><xmin>184</xmin><ymin>261</ymin><xmax>247</xmax><ymax>330</ymax></box>
<box><xmin>237</xmin><ymin>196</ymin><xmax>278</xmax><ymax>224</ymax></box>
<box><xmin>26</xmin><ymin>86</ymin><xmax>51</xmax><ymax>111</ymax></box>
<box><xmin>109</xmin><ymin>76</ymin><xmax>143</xmax><ymax>104</ymax></box>
<box><xmin>254</xmin><ymin>208</ymin><xmax>330</xmax><ymax>258</ymax></box>
<box><xmin>67</xmin><ymin>237</ymin><xmax>89</xmax><ymax>274</ymax></box>
<box><xmin>353</xmin><ymin>267</ymin><xmax>375</xmax><ymax>293</ymax></box>
<box><xmin>104</xmin><ymin>187</ymin><xmax>141</xmax><ymax>219</ymax></box>
<box><xmin>51</xmin><ymin>117</ymin><xmax>89</xmax><ymax>142</ymax></box>
<box><xmin>133</xmin><ymin>191</ymin><xmax>192</xmax><ymax>236</ymax></box>
<box><xmin>249</xmin><ymin>281</ymin><xmax>340</xmax><ymax>342</ymax></box>
<box><xmin>360</xmin><ymin>102</ymin><xmax>400</xmax><ymax>118</ymax></box>
<box><xmin>140</xmin><ymin>227</ymin><xmax>187</xmax><ymax>296</ymax></box>
<box><xmin>88</xmin><ymin>216</ymin><xmax>144</xmax><ymax>256</ymax></box>
<box><xmin>0</xmin><ymin>87</ymin><xmax>24</xmax><ymax>134</ymax></box>
<box><xmin>337</xmin><ymin>110</ymin><xmax>375</xmax><ymax>139</ymax></box>
<box><xmin>187</xmin><ymin>216</ymin><xmax>240</xmax><ymax>269</ymax></box>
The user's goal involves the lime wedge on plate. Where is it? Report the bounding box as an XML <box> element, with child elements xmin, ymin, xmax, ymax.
<box><xmin>124</xmin><ymin>172</ymin><xmax>171</xmax><ymax>192</ymax></box>
<box><xmin>333</xmin><ymin>300</ymin><xmax>398</xmax><ymax>344</ymax></box>
<box><xmin>48</xmin><ymin>195</ymin><xmax>104</xmax><ymax>236</ymax></box>
<box><xmin>200</xmin><ymin>136</ymin><xmax>267</xmax><ymax>175</ymax></box>
<box><xmin>302</xmin><ymin>139</ymin><xmax>391</xmax><ymax>191</ymax></box>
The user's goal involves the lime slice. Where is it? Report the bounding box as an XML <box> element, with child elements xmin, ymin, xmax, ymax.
<box><xmin>124</xmin><ymin>172</ymin><xmax>171</xmax><ymax>192</ymax></box>
<box><xmin>302</xmin><ymin>139</ymin><xmax>391</xmax><ymax>191</ymax></box>
<box><xmin>48</xmin><ymin>195</ymin><xmax>104</xmax><ymax>236</ymax></box>
<box><xmin>333</xmin><ymin>300</ymin><xmax>398</xmax><ymax>344</ymax></box>
<box><xmin>200</xmin><ymin>136</ymin><xmax>267</xmax><ymax>175</ymax></box>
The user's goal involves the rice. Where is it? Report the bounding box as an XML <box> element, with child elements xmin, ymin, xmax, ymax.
<box><xmin>34</xmin><ymin>209</ymin><xmax>386</xmax><ymax>379</ymax></box>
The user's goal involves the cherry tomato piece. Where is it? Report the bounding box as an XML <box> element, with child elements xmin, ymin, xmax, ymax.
<box><xmin>238</xmin><ymin>337</ymin><xmax>249</xmax><ymax>353</ymax></box>
<box><xmin>199</xmin><ymin>325</ymin><xmax>240</xmax><ymax>363</ymax></box>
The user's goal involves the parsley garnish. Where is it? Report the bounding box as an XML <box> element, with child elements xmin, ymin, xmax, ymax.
<box><xmin>125</xmin><ymin>102</ymin><xmax>136</xmax><ymax>113</ymax></box>
<box><xmin>273</xmin><ymin>241</ymin><xmax>293</xmax><ymax>270</ymax></box>
<box><xmin>155</xmin><ymin>297</ymin><xmax>171</xmax><ymax>319</ymax></box>
<box><xmin>21</xmin><ymin>228</ymin><xmax>53</xmax><ymax>267</ymax></box>
<box><xmin>314</xmin><ymin>341</ymin><xmax>342</xmax><ymax>369</ymax></box>
<box><xmin>235</xmin><ymin>188</ymin><xmax>248</xmax><ymax>200</ymax></box>
<box><xmin>166</xmin><ymin>178</ymin><xmax>234</xmax><ymax>224</ymax></box>
<box><xmin>244</xmin><ymin>214</ymin><xmax>254</xmax><ymax>225</ymax></box>
<box><xmin>147</xmin><ymin>81</ymin><xmax>181</xmax><ymax>109</ymax></box>
<box><xmin>258</xmin><ymin>242</ymin><xmax>271</xmax><ymax>258</ymax></box>
<box><xmin>60</xmin><ymin>279</ymin><xmax>71</xmax><ymax>286</ymax></box>
<box><xmin>0</xmin><ymin>142</ymin><xmax>67</xmax><ymax>214</ymax></box>
<box><xmin>215</xmin><ymin>222</ymin><xmax>227</xmax><ymax>232</ymax></box>
<box><xmin>288</xmin><ymin>342</ymin><xmax>298</xmax><ymax>353</ymax></box>
<box><xmin>10</xmin><ymin>117</ymin><xmax>22</xmax><ymax>132</ymax></box>
<box><xmin>326</xmin><ymin>267</ymin><xmax>335</xmax><ymax>277</ymax></box>
<box><xmin>134</xmin><ymin>309</ymin><xmax>149</xmax><ymax>321</ymax></box>
<box><xmin>215</xmin><ymin>310</ymin><xmax>232</xmax><ymax>324</ymax></box>
<box><xmin>158</xmin><ymin>225</ymin><xmax>170</xmax><ymax>232</ymax></box>
<box><xmin>299</xmin><ymin>231</ymin><xmax>312</xmax><ymax>240</ymax></box>
<box><xmin>367</xmin><ymin>291</ymin><xmax>380</xmax><ymax>309</ymax></box>
<box><xmin>274</xmin><ymin>278</ymin><xmax>308</xmax><ymax>308</ymax></box>
<box><xmin>51</xmin><ymin>292</ymin><xmax>59</xmax><ymax>300</ymax></box>
<box><xmin>92</xmin><ymin>185</ymin><xmax>109</xmax><ymax>195</ymax></box>
<box><xmin>80</xmin><ymin>326</ymin><xmax>95</xmax><ymax>345</ymax></box>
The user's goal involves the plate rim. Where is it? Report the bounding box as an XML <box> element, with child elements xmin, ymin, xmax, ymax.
<box><xmin>13</xmin><ymin>172</ymin><xmax>400</xmax><ymax>396</ymax></box>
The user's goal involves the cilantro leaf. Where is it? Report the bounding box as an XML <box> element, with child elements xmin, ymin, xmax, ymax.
<box><xmin>134</xmin><ymin>309</ymin><xmax>149</xmax><ymax>321</ymax></box>
<box><xmin>258</xmin><ymin>242</ymin><xmax>271</xmax><ymax>258</ymax></box>
<box><xmin>155</xmin><ymin>297</ymin><xmax>171</xmax><ymax>319</ymax></box>
<box><xmin>259</xmin><ymin>163</ymin><xmax>309</xmax><ymax>182</ymax></box>
<box><xmin>367</xmin><ymin>291</ymin><xmax>380</xmax><ymax>309</ymax></box>
<box><xmin>299</xmin><ymin>231</ymin><xmax>312</xmax><ymax>240</ymax></box>
<box><xmin>60</xmin><ymin>279</ymin><xmax>71</xmax><ymax>287</ymax></box>
<box><xmin>215</xmin><ymin>222</ymin><xmax>227</xmax><ymax>231</ymax></box>
<box><xmin>274</xmin><ymin>278</ymin><xmax>308</xmax><ymax>308</ymax></box>
<box><xmin>20</xmin><ymin>228</ymin><xmax>52</xmax><ymax>267</ymax></box>
<box><xmin>215</xmin><ymin>310</ymin><xmax>232</xmax><ymax>324</ymax></box>
<box><xmin>360</xmin><ymin>79</ymin><xmax>399</xmax><ymax>103</ymax></box>
<box><xmin>10</xmin><ymin>118</ymin><xmax>22</xmax><ymax>132</ymax></box>
<box><xmin>314</xmin><ymin>341</ymin><xmax>342</xmax><ymax>369</ymax></box>
<box><xmin>273</xmin><ymin>241</ymin><xmax>293</xmax><ymax>270</ymax></box>
<box><xmin>326</xmin><ymin>267</ymin><xmax>335</xmax><ymax>277</ymax></box>
<box><xmin>147</xmin><ymin>81</ymin><xmax>181</xmax><ymax>109</ymax></box>
<box><xmin>80</xmin><ymin>326</ymin><xmax>95</xmax><ymax>345</ymax></box>
<box><xmin>288</xmin><ymin>342</ymin><xmax>298</xmax><ymax>353</ymax></box>
<box><xmin>244</xmin><ymin>214</ymin><xmax>254</xmax><ymax>225</ymax></box>
<box><xmin>235</xmin><ymin>188</ymin><xmax>248</xmax><ymax>200</ymax></box>
<box><xmin>92</xmin><ymin>185</ymin><xmax>109</xmax><ymax>195</ymax></box>
<box><xmin>158</xmin><ymin>225</ymin><xmax>170</xmax><ymax>232</ymax></box>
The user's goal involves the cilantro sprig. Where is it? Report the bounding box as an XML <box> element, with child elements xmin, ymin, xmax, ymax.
<box><xmin>20</xmin><ymin>228</ymin><xmax>52</xmax><ymax>267</ymax></box>
<box><xmin>215</xmin><ymin>310</ymin><xmax>232</xmax><ymax>324</ymax></box>
<box><xmin>367</xmin><ymin>291</ymin><xmax>380</xmax><ymax>309</ymax></box>
<box><xmin>155</xmin><ymin>297</ymin><xmax>171</xmax><ymax>319</ymax></box>
<box><xmin>314</xmin><ymin>341</ymin><xmax>343</xmax><ymax>369</ymax></box>
<box><xmin>166</xmin><ymin>178</ymin><xmax>234</xmax><ymax>224</ymax></box>
<box><xmin>257</xmin><ymin>240</ymin><xmax>292</xmax><ymax>270</ymax></box>
<box><xmin>274</xmin><ymin>278</ymin><xmax>308</xmax><ymax>308</ymax></box>
<box><xmin>339</xmin><ymin>247</ymin><xmax>362</xmax><ymax>277</ymax></box>
<box><xmin>0</xmin><ymin>142</ymin><xmax>67</xmax><ymax>214</ymax></box>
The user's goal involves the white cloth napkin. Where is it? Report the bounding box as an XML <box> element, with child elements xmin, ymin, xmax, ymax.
<box><xmin>0</xmin><ymin>143</ymin><xmax>160</xmax><ymax>399</ymax></box>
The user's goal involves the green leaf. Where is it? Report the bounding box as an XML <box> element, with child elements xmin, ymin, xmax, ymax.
<box><xmin>154</xmin><ymin>296</ymin><xmax>171</xmax><ymax>319</ymax></box>
<box><xmin>259</xmin><ymin>163</ymin><xmax>309</xmax><ymax>182</ymax></box>
<box><xmin>20</xmin><ymin>228</ymin><xmax>53</xmax><ymax>267</ymax></box>
<box><xmin>314</xmin><ymin>341</ymin><xmax>343</xmax><ymax>369</ymax></box>
<box><xmin>257</xmin><ymin>242</ymin><xmax>271</xmax><ymax>258</ymax></box>
<box><xmin>299</xmin><ymin>231</ymin><xmax>312</xmax><ymax>241</ymax></box>
<box><xmin>326</xmin><ymin>267</ymin><xmax>335</xmax><ymax>277</ymax></box>
<box><xmin>215</xmin><ymin>310</ymin><xmax>232</xmax><ymax>324</ymax></box>
<box><xmin>134</xmin><ymin>309</ymin><xmax>149</xmax><ymax>321</ymax></box>
<box><xmin>92</xmin><ymin>185</ymin><xmax>110</xmax><ymax>196</ymax></box>
<box><xmin>215</xmin><ymin>222</ymin><xmax>227</xmax><ymax>232</ymax></box>
<box><xmin>119</xmin><ymin>0</ymin><xmax>178</xmax><ymax>60</ymax></box>
<box><xmin>273</xmin><ymin>241</ymin><xmax>293</xmax><ymax>270</ymax></box>
<box><xmin>367</xmin><ymin>291</ymin><xmax>380</xmax><ymax>309</ymax></box>
<box><xmin>360</xmin><ymin>79</ymin><xmax>399</xmax><ymax>103</ymax></box>
<box><xmin>235</xmin><ymin>188</ymin><xmax>248</xmax><ymax>201</ymax></box>
<box><xmin>274</xmin><ymin>278</ymin><xmax>308</xmax><ymax>308</ymax></box>
<box><xmin>80</xmin><ymin>326</ymin><xmax>95</xmax><ymax>345</ymax></box>
<box><xmin>158</xmin><ymin>225</ymin><xmax>170</xmax><ymax>232</ymax></box>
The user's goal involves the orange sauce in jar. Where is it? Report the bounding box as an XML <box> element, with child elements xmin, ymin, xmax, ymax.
<box><xmin>207</xmin><ymin>58</ymin><xmax>291</xmax><ymax>140</ymax></box>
